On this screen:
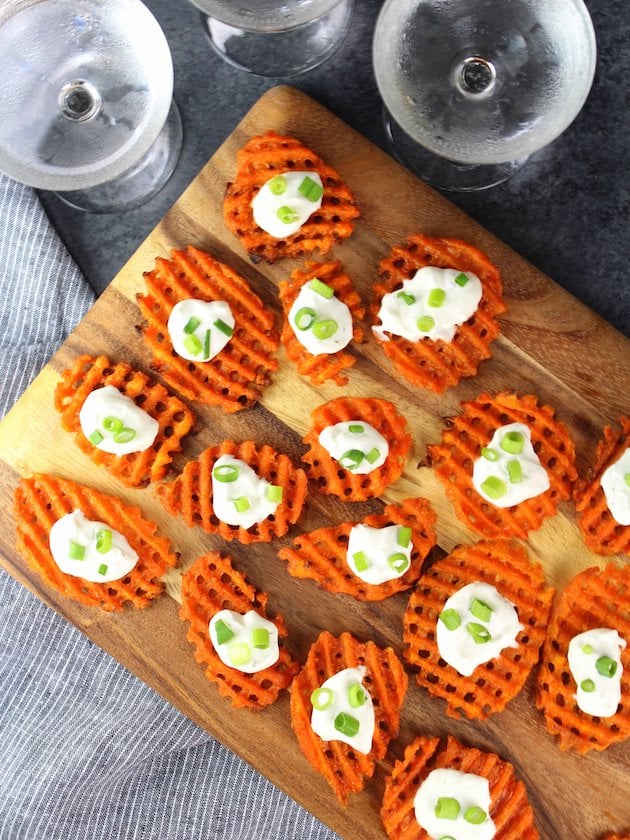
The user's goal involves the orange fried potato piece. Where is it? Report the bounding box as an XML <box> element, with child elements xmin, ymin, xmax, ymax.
<box><xmin>157</xmin><ymin>439</ymin><xmax>307</xmax><ymax>543</ymax></box>
<box><xmin>14</xmin><ymin>473</ymin><xmax>177</xmax><ymax>611</ymax></box>
<box><xmin>224</xmin><ymin>131</ymin><xmax>360</xmax><ymax>263</ymax></box>
<box><xmin>137</xmin><ymin>245</ymin><xmax>279</xmax><ymax>412</ymax></box>
<box><xmin>536</xmin><ymin>562</ymin><xmax>630</xmax><ymax>753</ymax></box>
<box><xmin>302</xmin><ymin>397</ymin><xmax>412</xmax><ymax>501</ymax></box>
<box><xmin>278</xmin><ymin>260</ymin><xmax>364</xmax><ymax>387</ymax></box>
<box><xmin>574</xmin><ymin>417</ymin><xmax>630</xmax><ymax>556</ymax></box>
<box><xmin>371</xmin><ymin>234</ymin><xmax>506</xmax><ymax>392</ymax></box>
<box><xmin>290</xmin><ymin>630</ymin><xmax>407</xmax><ymax>805</ymax></box>
<box><xmin>179</xmin><ymin>551</ymin><xmax>299</xmax><ymax>710</ymax></box>
<box><xmin>381</xmin><ymin>734</ymin><xmax>539</xmax><ymax>839</ymax></box>
<box><xmin>403</xmin><ymin>539</ymin><xmax>553</xmax><ymax>720</ymax></box>
<box><xmin>427</xmin><ymin>391</ymin><xmax>577</xmax><ymax>539</ymax></box>
<box><xmin>278</xmin><ymin>497</ymin><xmax>436</xmax><ymax>601</ymax></box>
<box><xmin>54</xmin><ymin>354</ymin><xmax>195</xmax><ymax>488</ymax></box>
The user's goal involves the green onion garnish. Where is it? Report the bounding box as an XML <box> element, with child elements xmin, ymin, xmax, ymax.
<box><xmin>183</xmin><ymin>316</ymin><xmax>201</xmax><ymax>335</ymax></box>
<box><xmin>89</xmin><ymin>430</ymin><xmax>104</xmax><ymax>446</ymax></box>
<box><xmin>68</xmin><ymin>541</ymin><xmax>86</xmax><ymax>561</ymax></box>
<box><xmin>580</xmin><ymin>678</ymin><xmax>596</xmax><ymax>693</ymax></box>
<box><xmin>507</xmin><ymin>459</ymin><xmax>523</xmax><ymax>484</ymax></box>
<box><xmin>312</xmin><ymin>319</ymin><xmax>338</xmax><ymax>340</ymax></box>
<box><xmin>427</xmin><ymin>288</ymin><xmax>446</xmax><ymax>308</ymax></box>
<box><xmin>470</xmin><ymin>597</ymin><xmax>493</xmax><ymax>623</ymax></box>
<box><xmin>268</xmin><ymin>174</ymin><xmax>287</xmax><ymax>195</ymax></box>
<box><xmin>214</xmin><ymin>619</ymin><xmax>235</xmax><ymax>645</ymax></box>
<box><xmin>298</xmin><ymin>175</ymin><xmax>323</xmax><ymax>202</ymax></box>
<box><xmin>213</xmin><ymin>319</ymin><xmax>234</xmax><ymax>337</ymax></box>
<box><xmin>265</xmin><ymin>485</ymin><xmax>283</xmax><ymax>503</ymax></box>
<box><xmin>294</xmin><ymin>307</ymin><xmax>316</xmax><ymax>331</ymax></box>
<box><xmin>480</xmin><ymin>476</ymin><xmax>507</xmax><ymax>500</ymax></box>
<box><xmin>228</xmin><ymin>642</ymin><xmax>251</xmax><ymax>666</ymax></box>
<box><xmin>466</xmin><ymin>622</ymin><xmax>492</xmax><ymax>644</ymax></box>
<box><xmin>396</xmin><ymin>291</ymin><xmax>416</xmax><ymax>305</ymax></box>
<box><xmin>277</xmin><ymin>205</ymin><xmax>300</xmax><ymax>225</ymax></box>
<box><xmin>348</xmin><ymin>683</ymin><xmax>367</xmax><ymax>708</ymax></box>
<box><xmin>454</xmin><ymin>272</ymin><xmax>469</xmax><ymax>287</ymax></box>
<box><xmin>334</xmin><ymin>712</ymin><xmax>360</xmax><ymax>738</ymax></box>
<box><xmin>416</xmin><ymin>315</ymin><xmax>435</xmax><ymax>332</ymax></box>
<box><xmin>365</xmin><ymin>448</ymin><xmax>381</xmax><ymax>464</ymax></box>
<box><xmin>95</xmin><ymin>528</ymin><xmax>112</xmax><ymax>554</ymax></box>
<box><xmin>582</xmin><ymin>643</ymin><xmax>594</xmax><ymax>655</ymax></box>
<box><xmin>397</xmin><ymin>526</ymin><xmax>412</xmax><ymax>548</ymax></box>
<box><xmin>97</xmin><ymin>563</ymin><xmax>108</xmax><ymax>576</ymax></box>
<box><xmin>233</xmin><ymin>496</ymin><xmax>251</xmax><ymax>513</ymax></box>
<box><xmin>213</xmin><ymin>464</ymin><xmax>240</xmax><ymax>483</ymax></box>
<box><xmin>252</xmin><ymin>628</ymin><xmax>270</xmax><ymax>649</ymax></box>
<box><xmin>113</xmin><ymin>427</ymin><xmax>136</xmax><ymax>444</ymax></box>
<box><xmin>203</xmin><ymin>329</ymin><xmax>211</xmax><ymax>358</ymax></box>
<box><xmin>103</xmin><ymin>416</ymin><xmax>124</xmax><ymax>434</ymax></box>
<box><xmin>339</xmin><ymin>449</ymin><xmax>364</xmax><ymax>470</ymax></box>
<box><xmin>352</xmin><ymin>551</ymin><xmax>369</xmax><ymax>572</ymax></box>
<box><xmin>500</xmin><ymin>430</ymin><xmax>525</xmax><ymax>454</ymax></box>
<box><xmin>348</xmin><ymin>424</ymin><xmax>365</xmax><ymax>434</ymax></box>
<box><xmin>439</xmin><ymin>609</ymin><xmax>461</xmax><ymax>631</ymax></box>
<box><xmin>309</xmin><ymin>278</ymin><xmax>334</xmax><ymax>299</ymax></box>
<box><xmin>595</xmin><ymin>655</ymin><xmax>618</xmax><ymax>678</ymax></box>
<box><xmin>481</xmin><ymin>446</ymin><xmax>499</xmax><ymax>462</ymax></box>
<box><xmin>624</xmin><ymin>473</ymin><xmax>630</xmax><ymax>487</ymax></box>
<box><xmin>434</xmin><ymin>797</ymin><xmax>460</xmax><ymax>820</ymax></box>
<box><xmin>387</xmin><ymin>553</ymin><xmax>410</xmax><ymax>573</ymax></box>
<box><xmin>310</xmin><ymin>687</ymin><xmax>334</xmax><ymax>711</ymax></box>
<box><xmin>464</xmin><ymin>806</ymin><xmax>487</xmax><ymax>825</ymax></box>
<box><xmin>184</xmin><ymin>333</ymin><xmax>203</xmax><ymax>356</ymax></box>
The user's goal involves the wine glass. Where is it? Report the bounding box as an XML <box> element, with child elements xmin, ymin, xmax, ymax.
<box><xmin>186</xmin><ymin>0</ymin><xmax>354</xmax><ymax>77</ymax></box>
<box><xmin>373</xmin><ymin>0</ymin><xmax>597</xmax><ymax>191</ymax></box>
<box><xmin>0</xmin><ymin>0</ymin><xmax>183</xmax><ymax>214</ymax></box>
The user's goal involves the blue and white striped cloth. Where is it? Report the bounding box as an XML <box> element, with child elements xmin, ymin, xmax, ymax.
<box><xmin>0</xmin><ymin>173</ymin><xmax>338</xmax><ymax>840</ymax></box>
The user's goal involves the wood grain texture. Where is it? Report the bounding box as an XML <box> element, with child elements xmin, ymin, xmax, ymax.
<box><xmin>0</xmin><ymin>86</ymin><xmax>628</xmax><ymax>840</ymax></box>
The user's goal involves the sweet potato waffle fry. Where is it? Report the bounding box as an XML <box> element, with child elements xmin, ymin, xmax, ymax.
<box><xmin>536</xmin><ymin>562</ymin><xmax>630</xmax><ymax>753</ymax></box>
<box><xmin>290</xmin><ymin>630</ymin><xmax>407</xmax><ymax>805</ymax></box>
<box><xmin>54</xmin><ymin>354</ymin><xmax>195</xmax><ymax>488</ymax></box>
<box><xmin>574</xmin><ymin>416</ymin><xmax>630</xmax><ymax>556</ymax></box>
<box><xmin>278</xmin><ymin>260</ymin><xmax>364</xmax><ymax>386</ymax></box>
<box><xmin>427</xmin><ymin>391</ymin><xmax>577</xmax><ymax>539</ymax></box>
<box><xmin>157</xmin><ymin>439</ymin><xmax>307</xmax><ymax>543</ymax></box>
<box><xmin>278</xmin><ymin>497</ymin><xmax>436</xmax><ymax>601</ymax></box>
<box><xmin>403</xmin><ymin>538</ymin><xmax>553</xmax><ymax>719</ymax></box>
<box><xmin>381</xmin><ymin>734</ymin><xmax>539</xmax><ymax>839</ymax></box>
<box><xmin>179</xmin><ymin>551</ymin><xmax>299</xmax><ymax>710</ymax></box>
<box><xmin>224</xmin><ymin>131</ymin><xmax>360</xmax><ymax>263</ymax></box>
<box><xmin>14</xmin><ymin>473</ymin><xmax>177</xmax><ymax>611</ymax></box>
<box><xmin>137</xmin><ymin>246</ymin><xmax>279</xmax><ymax>412</ymax></box>
<box><xmin>301</xmin><ymin>397</ymin><xmax>412</xmax><ymax>501</ymax></box>
<box><xmin>371</xmin><ymin>234</ymin><xmax>506</xmax><ymax>392</ymax></box>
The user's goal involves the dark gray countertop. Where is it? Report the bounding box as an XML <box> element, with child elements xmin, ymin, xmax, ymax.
<box><xmin>38</xmin><ymin>0</ymin><xmax>630</xmax><ymax>337</ymax></box>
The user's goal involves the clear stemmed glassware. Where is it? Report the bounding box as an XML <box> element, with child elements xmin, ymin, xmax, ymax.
<box><xmin>373</xmin><ymin>0</ymin><xmax>597</xmax><ymax>192</ymax></box>
<box><xmin>185</xmin><ymin>0</ymin><xmax>354</xmax><ymax>77</ymax></box>
<box><xmin>0</xmin><ymin>0</ymin><xmax>183</xmax><ymax>213</ymax></box>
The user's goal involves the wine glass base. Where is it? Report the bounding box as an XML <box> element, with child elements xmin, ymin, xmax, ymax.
<box><xmin>54</xmin><ymin>100</ymin><xmax>183</xmax><ymax>214</ymax></box>
<box><xmin>384</xmin><ymin>110</ymin><xmax>528</xmax><ymax>192</ymax></box>
<box><xmin>202</xmin><ymin>0</ymin><xmax>353</xmax><ymax>77</ymax></box>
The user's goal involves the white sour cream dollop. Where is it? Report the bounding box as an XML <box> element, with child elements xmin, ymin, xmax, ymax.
<box><xmin>211</xmin><ymin>455</ymin><xmax>280</xmax><ymax>529</ymax></box>
<box><xmin>436</xmin><ymin>581</ymin><xmax>523</xmax><ymax>677</ymax></box>
<box><xmin>373</xmin><ymin>266</ymin><xmax>483</xmax><ymax>344</ymax></box>
<box><xmin>310</xmin><ymin>666</ymin><xmax>375</xmax><ymax>755</ymax></box>
<box><xmin>567</xmin><ymin>628</ymin><xmax>626</xmax><ymax>717</ymax></box>
<box><xmin>287</xmin><ymin>280</ymin><xmax>353</xmax><ymax>356</ymax></box>
<box><xmin>49</xmin><ymin>509</ymin><xmax>138</xmax><ymax>583</ymax></box>
<box><xmin>346</xmin><ymin>523</ymin><xmax>412</xmax><ymax>584</ymax></box>
<box><xmin>318</xmin><ymin>421</ymin><xmax>389</xmax><ymax>474</ymax></box>
<box><xmin>252</xmin><ymin>171</ymin><xmax>323</xmax><ymax>238</ymax></box>
<box><xmin>472</xmin><ymin>422</ymin><xmax>550</xmax><ymax>508</ymax></box>
<box><xmin>167</xmin><ymin>298</ymin><xmax>235</xmax><ymax>362</ymax></box>
<box><xmin>414</xmin><ymin>768</ymin><xmax>496</xmax><ymax>840</ymax></box>
<box><xmin>79</xmin><ymin>385</ymin><xmax>159</xmax><ymax>456</ymax></box>
<box><xmin>209</xmin><ymin>609</ymin><xmax>279</xmax><ymax>674</ymax></box>
<box><xmin>600</xmin><ymin>447</ymin><xmax>630</xmax><ymax>526</ymax></box>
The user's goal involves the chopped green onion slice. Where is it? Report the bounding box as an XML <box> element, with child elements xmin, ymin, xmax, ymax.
<box><xmin>396</xmin><ymin>291</ymin><xmax>416</xmax><ymax>305</ymax></box>
<box><xmin>89</xmin><ymin>430</ymin><xmax>104</xmax><ymax>446</ymax></box>
<box><xmin>348</xmin><ymin>683</ymin><xmax>367</xmax><ymax>708</ymax></box>
<box><xmin>213</xmin><ymin>464</ymin><xmax>240</xmax><ymax>483</ymax></box>
<box><xmin>595</xmin><ymin>655</ymin><xmax>618</xmax><ymax>678</ymax></box>
<box><xmin>103</xmin><ymin>416</ymin><xmax>124</xmax><ymax>434</ymax></box>
<box><xmin>624</xmin><ymin>472</ymin><xmax>630</xmax><ymax>487</ymax></box>
<box><xmin>97</xmin><ymin>563</ymin><xmax>108</xmax><ymax>576</ymax></box>
<box><xmin>339</xmin><ymin>449</ymin><xmax>364</xmax><ymax>470</ymax></box>
<box><xmin>466</xmin><ymin>622</ymin><xmax>492</xmax><ymax>644</ymax></box>
<box><xmin>252</xmin><ymin>628</ymin><xmax>270</xmax><ymax>649</ymax></box>
<box><xmin>439</xmin><ymin>608</ymin><xmax>461</xmax><ymax>631</ymax></box>
<box><xmin>481</xmin><ymin>446</ymin><xmax>499</xmax><ymax>462</ymax></box>
<box><xmin>294</xmin><ymin>307</ymin><xmax>316</xmax><ymax>331</ymax></box>
<box><xmin>228</xmin><ymin>642</ymin><xmax>251</xmax><ymax>666</ymax></box>
<box><xmin>481</xmin><ymin>476</ymin><xmax>507</xmax><ymax>500</ymax></box>
<box><xmin>113</xmin><ymin>427</ymin><xmax>136</xmax><ymax>444</ymax></box>
<box><xmin>203</xmin><ymin>329</ymin><xmax>211</xmax><ymax>358</ymax></box>
<box><xmin>437</xmin><ymin>837</ymin><xmax>457</xmax><ymax>840</ymax></box>
<box><xmin>310</xmin><ymin>687</ymin><xmax>334</xmax><ymax>711</ymax></box>
<box><xmin>233</xmin><ymin>496</ymin><xmax>251</xmax><ymax>513</ymax></box>
<box><xmin>298</xmin><ymin>175</ymin><xmax>323</xmax><ymax>202</ymax></box>
<box><xmin>183</xmin><ymin>316</ymin><xmax>201</xmax><ymax>335</ymax></box>
<box><xmin>334</xmin><ymin>712</ymin><xmax>360</xmax><ymax>738</ymax></box>
<box><xmin>416</xmin><ymin>315</ymin><xmax>436</xmax><ymax>332</ymax></box>
<box><xmin>309</xmin><ymin>278</ymin><xmax>334</xmax><ymax>299</ymax></box>
<box><xmin>580</xmin><ymin>678</ymin><xmax>596</xmax><ymax>693</ymax></box>
<box><xmin>268</xmin><ymin>174</ymin><xmax>287</xmax><ymax>195</ymax></box>
<box><xmin>95</xmin><ymin>528</ymin><xmax>113</xmax><ymax>554</ymax></box>
<box><xmin>464</xmin><ymin>806</ymin><xmax>487</xmax><ymax>825</ymax></box>
<box><xmin>214</xmin><ymin>619</ymin><xmax>235</xmax><ymax>645</ymax></box>
<box><xmin>582</xmin><ymin>643</ymin><xmax>594</xmax><ymax>655</ymax></box>
<box><xmin>312</xmin><ymin>319</ymin><xmax>338</xmax><ymax>340</ymax></box>
<box><xmin>213</xmin><ymin>319</ymin><xmax>234</xmax><ymax>337</ymax></box>
<box><xmin>277</xmin><ymin>205</ymin><xmax>300</xmax><ymax>225</ymax></box>
<box><xmin>348</xmin><ymin>424</ymin><xmax>365</xmax><ymax>434</ymax></box>
<box><xmin>500</xmin><ymin>430</ymin><xmax>525</xmax><ymax>454</ymax></box>
<box><xmin>397</xmin><ymin>526</ymin><xmax>412</xmax><ymax>548</ymax></box>
<box><xmin>365</xmin><ymin>447</ymin><xmax>381</xmax><ymax>464</ymax></box>
<box><xmin>265</xmin><ymin>485</ymin><xmax>283</xmax><ymax>504</ymax></box>
<box><xmin>352</xmin><ymin>551</ymin><xmax>369</xmax><ymax>572</ymax></box>
<box><xmin>184</xmin><ymin>333</ymin><xmax>203</xmax><ymax>356</ymax></box>
<box><xmin>454</xmin><ymin>272</ymin><xmax>470</xmax><ymax>287</ymax></box>
<box><xmin>427</xmin><ymin>288</ymin><xmax>446</xmax><ymax>308</ymax></box>
<box><xmin>470</xmin><ymin>597</ymin><xmax>493</xmax><ymax>623</ymax></box>
<box><xmin>387</xmin><ymin>552</ymin><xmax>410</xmax><ymax>574</ymax></box>
<box><xmin>68</xmin><ymin>541</ymin><xmax>86</xmax><ymax>561</ymax></box>
<box><xmin>507</xmin><ymin>459</ymin><xmax>523</xmax><ymax>484</ymax></box>
<box><xmin>434</xmin><ymin>797</ymin><xmax>460</xmax><ymax>820</ymax></box>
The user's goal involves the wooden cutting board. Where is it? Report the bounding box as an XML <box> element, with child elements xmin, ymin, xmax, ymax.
<box><xmin>0</xmin><ymin>86</ymin><xmax>628</xmax><ymax>840</ymax></box>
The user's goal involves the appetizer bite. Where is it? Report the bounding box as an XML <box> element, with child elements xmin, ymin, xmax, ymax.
<box><xmin>381</xmin><ymin>735</ymin><xmax>539</xmax><ymax>839</ymax></box>
<box><xmin>574</xmin><ymin>416</ymin><xmax>630</xmax><ymax>556</ymax></box>
<box><xmin>536</xmin><ymin>562</ymin><xmax>629</xmax><ymax>753</ymax></box>
<box><xmin>371</xmin><ymin>234</ymin><xmax>506</xmax><ymax>392</ymax></box>
<box><xmin>224</xmin><ymin>131</ymin><xmax>360</xmax><ymax>263</ymax></box>
<box><xmin>54</xmin><ymin>354</ymin><xmax>195</xmax><ymax>488</ymax></box>
<box><xmin>427</xmin><ymin>391</ymin><xmax>577</xmax><ymax>539</ymax></box>
<box><xmin>137</xmin><ymin>246</ymin><xmax>280</xmax><ymax>412</ymax></box>
<box><xmin>14</xmin><ymin>473</ymin><xmax>177</xmax><ymax>611</ymax></box>
<box><xmin>301</xmin><ymin>396</ymin><xmax>412</xmax><ymax>501</ymax></box>
<box><xmin>278</xmin><ymin>260</ymin><xmax>364</xmax><ymax>386</ymax></box>
<box><xmin>403</xmin><ymin>539</ymin><xmax>553</xmax><ymax>719</ymax></box>
<box><xmin>179</xmin><ymin>551</ymin><xmax>299</xmax><ymax>710</ymax></box>
<box><xmin>157</xmin><ymin>439</ymin><xmax>307</xmax><ymax>543</ymax></box>
<box><xmin>290</xmin><ymin>630</ymin><xmax>407</xmax><ymax>805</ymax></box>
<box><xmin>278</xmin><ymin>497</ymin><xmax>436</xmax><ymax>601</ymax></box>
